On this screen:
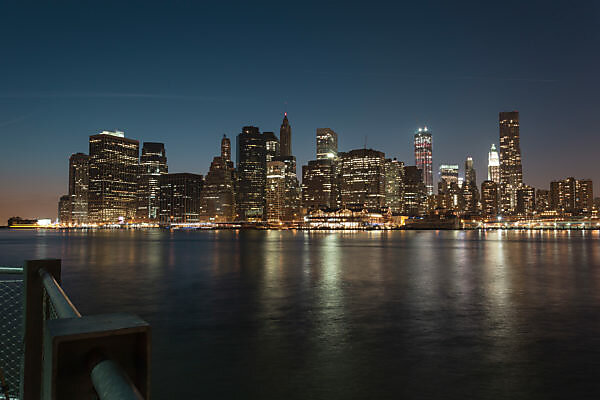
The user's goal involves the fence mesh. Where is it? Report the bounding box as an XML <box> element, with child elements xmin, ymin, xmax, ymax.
<box><xmin>0</xmin><ymin>277</ymin><xmax>24</xmax><ymax>400</ymax></box>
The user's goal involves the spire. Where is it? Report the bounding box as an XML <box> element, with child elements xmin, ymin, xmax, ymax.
<box><xmin>280</xmin><ymin>112</ymin><xmax>292</xmax><ymax>157</ymax></box>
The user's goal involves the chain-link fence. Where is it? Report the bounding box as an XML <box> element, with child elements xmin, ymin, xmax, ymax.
<box><xmin>0</xmin><ymin>273</ymin><xmax>24</xmax><ymax>400</ymax></box>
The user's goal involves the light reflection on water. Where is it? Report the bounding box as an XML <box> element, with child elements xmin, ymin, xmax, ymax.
<box><xmin>1</xmin><ymin>229</ymin><xmax>600</xmax><ymax>399</ymax></box>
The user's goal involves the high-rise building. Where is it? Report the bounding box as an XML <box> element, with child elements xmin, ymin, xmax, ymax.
<box><xmin>550</xmin><ymin>177</ymin><xmax>593</xmax><ymax>216</ymax></box>
<box><xmin>338</xmin><ymin>149</ymin><xmax>386</xmax><ymax>209</ymax></box>
<box><xmin>236</xmin><ymin>126</ymin><xmax>267</xmax><ymax>221</ymax></box>
<box><xmin>266</xmin><ymin>161</ymin><xmax>286</xmax><ymax>222</ymax></box>
<box><xmin>487</xmin><ymin>144</ymin><xmax>500</xmax><ymax>183</ymax></box>
<box><xmin>535</xmin><ymin>189</ymin><xmax>551</xmax><ymax>213</ymax></box>
<box><xmin>414</xmin><ymin>127</ymin><xmax>433</xmax><ymax>195</ymax></box>
<box><xmin>403</xmin><ymin>166</ymin><xmax>427</xmax><ymax>216</ymax></box>
<box><xmin>481</xmin><ymin>180</ymin><xmax>499</xmax><ymax>217</ymax></box>
<box><xmin>516</xmin><ymin>185</ymin><xmax>536</xmax><ymax>216</ymax></box>
<box><xmin>462</xmin><ymin>156</ymin><xmax>479</xmax><ymax>215</ymax></box>
<box><xmin>273</xmin><ymin>155</ymin><xmax>301</xmax><ymax>221</ymax></box>
<box><xmin>384</xmin><ymin>158</ymin><xmax>404</xmax><ymax>213</ymax></box>
<box><xmin>465</xmin><ymin>157</ymin><xmax>476</xmax><ymax>186</ymax></box>
<box><xmin>263</xmin><ymin>131</ymin><xmax>280</xmax><ymax>162</ymax></box>
<box><xmin>68</xmin><ymin>152</ymin><xmax>89</xmax><ymax>224</ymax></box>
<box><xmin>316</xmin><ymin>128</ymin><xmax>338</xmax><ymax>160</ymax></box>
<box><xmin>499</xmin><ymin>112</ymin><xmax>523</xmax><ymax>214</ymax></box>
<box><xmin>280</xmin><ymin>113</ymin><xmax>292</xmax><ymax>157</ymax></box>
<box><xmin>202</xmin><ymin>135</ymin><xmax>237</xmax><ymax>221</ymax></box>
<box><xmin>137</xmin><ymin>142</ymin><xmax>168</xmax><ymax>222</ymax></box>
<box><xmin>302</xmin><ymin>159</ymin><xmax>338</xmax><ymax>212</ymax></box>
<box><xmin>58</xmin><ymin>195</ymin><xmax>72</xmax><ymax>224</ymax></box>
<box><xmin>159</xmin><ymin>173</ymin><xmax>203</xmax><ymax>224</ymax></box>
<box><xmin>88</xmin><ymin>130</ymin><xmax>139</xmax><ymax>223</ymax></box>
<box><xmin>438</xmin><ymin>164</ymin><xmax>460</xmax><ymax>210</ymax></box>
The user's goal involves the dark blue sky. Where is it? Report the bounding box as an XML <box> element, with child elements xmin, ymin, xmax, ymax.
<box><xmin>1</xmin><ymin>1</ymin><xmax>599</xmax><ymax>221</ymax></box>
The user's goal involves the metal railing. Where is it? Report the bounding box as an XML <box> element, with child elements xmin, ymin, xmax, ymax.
<box><xmin>0</xmin><ymin>266</ymin><xmax>24</xmax><ymax>400</ymax></box>
<box><xmin>11</xmin><ymin>260</ymin><xmax>151</xmax><ymax>400</ymax></box>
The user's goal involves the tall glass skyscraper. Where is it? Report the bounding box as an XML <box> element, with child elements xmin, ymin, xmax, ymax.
<box><xmin>137</xmin><ymin>142</ymin><xmax>168</xmax><ymax>221</ymax></box>
<box><xmin>316</xmin><ymin>128</ymin><xmax>338</xmax><ymax>159</ymax></box>
<box><xmin>236</xmin><ymin>126</ymin><xmax>267</xmax><ymax>221</ymax></box>
<box><xmin>414</xmin><ymin>127</ymin><xmax>433</xmax><ymax>196</ymax></box>
<box><xmin>499</xmin><ymin>111</ymin><xmax>523</xmax><ymax>214</ymax></box>
<box><xmin>68</xmin><ymin>152</ymin><xmax>89</xmax><ymax>224</ymax></box>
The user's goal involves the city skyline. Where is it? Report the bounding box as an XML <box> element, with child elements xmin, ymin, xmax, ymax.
<box><xmin>2</xmin><ymin>2</ymin><xmax>600</xmax><ymax>222</ymax></box>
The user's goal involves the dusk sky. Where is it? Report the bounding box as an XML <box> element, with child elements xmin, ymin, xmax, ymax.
<box><xmin>1</xmin><ymin>1</ymin><xmax>599</xmax><ymax>222</ymax></box>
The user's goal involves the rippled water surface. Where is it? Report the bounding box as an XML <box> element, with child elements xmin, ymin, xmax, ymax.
<box><xmin>2</xmin><ymin>229</ymin><xmax>600</xmax><ymax>399</ymax></box>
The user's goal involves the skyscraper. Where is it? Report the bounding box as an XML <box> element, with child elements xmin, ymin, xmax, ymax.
<box><xmin>263</xmin><ymin>131</ymin><xmax>280</xmax><ymax>162</ymax></box>
<box><xmin>236</xmin><ymin>126</ymin><xmax>267</xmax><ymax>221</ymax></box>
<box><xmin>266</xmin><ymin>160</ymin><xmax>286</xmax><ymax>222</ymax></box>
<box><xmin>159</xmin><ymin>173</ymin><xmax>203</xmax><ymax>224</ymax></box>
<box><xmin>402</xmin><ymin>166</ymin><xmax>427</xmax><ymax>216</ymax></box>
<box><xmin>137</xmin><ymin>142</ymin><xmax>168</xmax><ymax>222</ymax></box>
<box><xmin>58</xmin><ymin>195</ymin><xmax>72</xmax><ymax>224</ymax></box>
<box><xmin>550</xmin><ymin>177</ymin><xmax>593</xmax><ymax>216</ymax></box>
<box><xmin>88</xmin><ymin>130</ymin><xmax>139</xmax><ymax>223</ymax></box>
<box><xmin>384</xmin><ymin>158</ymin><xmax>404</xmax><ymax>213</ymax></box>
<box><xmin>68</xmin><ymin>152</ymin><xmax>89</xmax><ymax>224</ymax></box>
<box><xmin>438</xmin><ymin>164</ymin><xmax>460</xmax><ymax>210</ymax></box>
<box><xmin>302</xmin><ymin>159</ymin><xmax>338</xmax><ymax>212</ymax></box>
<box><xmin>201</xmin><ymin>135</ymin><xmax>236</xmax><ymax>221</ymax></box>
<box><xmin>499</xmin><ymin>112</ymin><xmax>523</xmax><ymax>214</ymax></box>
<box><xmin>316</xmin><ymin>128</ymin><xmax>338</xmax><ymax>159</ymax></box>
<box><xmin>273</xmin><ymin>155</ymin><xmax>301</xmax><ymax>221</ymax></box>
<box><xmin>465</xmin><ymin>157</ymin><xmax>476</xmax><ymax>186</ymax></box>
<box><xmin>338</xmin><ymin>149</ymin><xmax>386</xmax><ymax>209</ymax></box>
<box><xmin>414</xmin><ymin>127</ymin><xmax>433</xmax><ymax>196</ymax></box>
<box><xmin>280</xmin><ymin>113</ymin><xmax>292</xmax><ymax>157</ymax></box>
<box><xmin>481</xmin><ymin>180</ymin><xmax>499</xmax><ymax>217</ymax></box>
<box><xmin>487</xmin><ymin>144</ymin><xmax>500</xmax><ymax>183</ymax></box>
<box><xmin>516</xmin><ymin>185</ymin><xmax>536</xmax><ymax>216</ymax></box>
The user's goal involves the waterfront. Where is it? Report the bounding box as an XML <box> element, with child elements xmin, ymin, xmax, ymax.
<box><xmin>2</xmin><ymin>230</ymin><xmax>600</xmax><ymax>399</ymax></box>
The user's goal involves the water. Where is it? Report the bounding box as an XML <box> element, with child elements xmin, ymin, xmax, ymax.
<box><xmin>2</xmin><ymin>229</ymin><xmax>600</xmax><ymax>399</ymax></box>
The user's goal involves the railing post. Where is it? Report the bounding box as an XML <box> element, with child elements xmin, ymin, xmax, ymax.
<box><xmin>20</xmin><ymin>259</ymin><xmax>61</xmax><ymax>400</ymax></box>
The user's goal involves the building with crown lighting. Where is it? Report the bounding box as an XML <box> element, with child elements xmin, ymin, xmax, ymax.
<box><xmin>414</xmin><ymin>127</ymin><xmax>433</xmax><ymax>196</ymax></box>
<box><xmin>487</xmin><ymin>144</ymin><xmax>500</xmax><ymax>183</ymax></box>
<box><xmin>316</xmin><ymin>128</ymin><xmax>338</xmax><ymax>160</ymax></box>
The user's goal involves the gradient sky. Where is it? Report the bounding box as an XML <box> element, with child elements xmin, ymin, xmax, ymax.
<box><xmin>1</xmin><ymin>1</ymin><xmax>599</xmax><ymax>222</ymax></box>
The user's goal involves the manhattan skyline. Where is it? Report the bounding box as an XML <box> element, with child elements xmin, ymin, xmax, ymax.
<box><xmin>1</xmin><ymin>1</ymin><xmax>599</xmax><ymax>223</ymax></box>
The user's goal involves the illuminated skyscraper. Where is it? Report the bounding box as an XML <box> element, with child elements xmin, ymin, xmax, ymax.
<box><xmin>159</xmin><ymin>173</ymin><xmax>203</xmax><ymax>224</ymax></box>
<box><xmin>137</xmin><ymin>142</ymin><xmax>168</xmax><ymax>222</ymax></box>
<box><xmin>302</xmin><ymin>159</ymin><xmax>338</xmax><ymax>211</ymax></box>
<box><xmin>263</xmin><ymin>131</ymin><xmax>280</xmax><ymax>162</ymax></box>
<box><xmin>338</xmin><ymin>149</ymin><xmax>386</xmax><ymax>209</ymax></box>
<box><xmin>68</xmin><ymin>152</ymin><xmax>89</xmax><ymax>224</ymax></box>
<box><xmin>414</xmin><ymin>127</ymin><xmax>433</xmax><ymax>195</ymax></box>
<box><xmin>438</xmin><ymin>164</ymin><xmax>460</xmax><ymax>210</ymax></box>
<box><xmin>516</xmin><ymin>185</ymin><xmax>536</xmax><ymax>216</ymax></box>
<box><xmin>236</xmin><ymin>126</ymin><xmax>266</xmax><ymax>221</ymax></box>
<box><xmin>384</xmin><ymin>158</ymin><xmax>404</xmax><ymax>213</ymax></box>
<box><xmin>316</xmin><ymin>128</ymin><xmax>338</xmax><ymax>159</ymax></box>
<box><xmin>202</xmin><ymin>135</ymin><xmax>236</xmax><ymax>221</ymax></box>
<box><xmin>266</xmin><ymin>160</ymin><xmax>286</xmax><ymax>222</ymax></box>
<box><xmin>499</xmin><ymin>112</ymin><xmax>523</xmax><ymax>214</ymax></box>
<box><xmin>273</xmin><ymin>155</ymin><xmax>301</xmax><ymax>221</ymax></box>
<box><xmin>280</xmin><ymin>113</ymin><xmax>292</xmax><ymax>157</ymax></box>
<box><xmin>402</xmin><ymin>166</ymin><xmax>427</xmax><ymax>216</ymax></box>
<box><xmin>465</xmin><ymin>157</ymin><xmax>476</xmax><ymax>186</ymax></box>
<box><xmin>88</xmin><ymin>130</ymin><xmax>139</xmax><ymax>223</ymax></box>
<box><xmin>487</xmin><ymin>144</ymin><xmax>500</xmax><ymax>183</ymax></box>
<box><xmin>550</xmin><ymin>177</ymin><xmax>593</xmax><ymax>216</ymax></box>
<box><xmin>481</xmin><ymin>180</ymin><xmax>499</xmax><ymax>217</ymax></box>
<box><xmin>58</xmin><ymin>195</ymin><xmax>72</xmax><ymax>224</ymax></box>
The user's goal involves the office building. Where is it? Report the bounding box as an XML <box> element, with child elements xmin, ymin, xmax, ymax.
<box><xmin>236</xmin><ymin>126</ymin><xmax>267</xmax><ymax>221</ymax></box>
<box><xmin>481</xmin><ymin>180</ymin><xmax>498</xmax><ymax>217</ymax></box>
<box><xmin>266</xmin><ymin>161</ymin><xmax>286</xmax><ymax>222</ymax></box>
<box><xmin>68</xmin><ymin>152</ymin><xmax>89</xmax><ymax>224</ymax></box>
<box><xmin>384</xmin><ymin>158</ymin><xmax>404</xmax><ymax>213</ymax></box>
<box><xmin>58</xmin><ymin>195</ymin><xmax>72</xmax><ymax>224</ymax></box>
<box><xmin>202</xmin><ymin>135</ymin><xmax>237</xmax><ymax>221</ymax></box>
<box><xmin>263</xmin><ymin>131</ymin><xmax>280</xmax><ymax>162</ymax></box>
<box><xmin>137</xmin><ymin>142</ymin><xmax>168</xmax><ymax>222</ymax></box>
<box><xmin>516</xmin><ymin>185</ymin><xmax>536</xmax><ymax>216</ymax></box>
<box><xmin>403</xmin><ymin>166</ymin><xmax>427</xmax><ymax>216</ymax></box>
<box><xmin>273</xmin><ymin>155</ymin><xmax>301</xmax><ymax>221</ymax></box>
<box><xmin>438</xmin><ymin>164</ymin><xmax>460</xmax><ymax>210</ymax></box>
<box><xmin>414</xmin><ymin>127</ymin><xmax>433</xmax><ymax>195</ymax></box>
<box><xmin>488</xmin><ymin>144</ymin><xmax>500</xmax><ymax>183</ymax></box>
<box><xmin>159</xmin><ymin>173</ymin><xmax>203</xmax><ymax>224</ymax></box>
<box><xmin>338</xmin><ymin>149</ymin><xmax>386</xmax><ymax>209</ymax></box>
<box><xmin>499</xmin><ymin>112</ymin><xmax>523</xmax><ymax>214</ymax></box>
<box><xmin>535</xmin><ymin>189</ymin><xmax>551</xmax><ymax>213</ymax></box>
<box><xmin>88</xmin><ymin>130</ymin><xmax>139</xmax><ymax>223</ymax></box>
<box><xmin>316</xmin><ymin>128</ymin><xmax>338</xmax><ymax>159</ymax></box>
<box><xmin>302</xmin><ymin>159</ymin><xmax>338</xmax><ymax>212</ymax></box>
<box><xmin>550</xmin><ymin>177</ymin><xmax>593</xmax><ymax>216</ymax></box>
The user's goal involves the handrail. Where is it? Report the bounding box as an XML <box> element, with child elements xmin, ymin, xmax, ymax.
<box><xmin>38</xmin><ymin>269</ymin><xmax>81</xmax><ymax>318</ymax></box>
<box><xmin>37</xmin><ymin>267</ymin><xmax>146</xmax><ymax>399</ymax></box>
<box><xmin>0</xmin><ymin>266</ymin><xmax>23</xmax><ymax>274</ymax></box>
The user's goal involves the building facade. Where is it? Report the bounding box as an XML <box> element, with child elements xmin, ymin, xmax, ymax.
<box><xmin>499</xmin><ymin>112</ymin><xmax>523</xmax><ymax>214</ymax></box>
<box><xmin>516</xmin><ymin>185</ymin><xmax>536</xmax><ymax>216</ymax></box>
<box><xmin>88</xmin><ymin>130</ymin><xmax>140</xmax><ymax>223</ymax></box>
<box><xmin>481</xmin><ymin>180</ymin><xmax>499</xmax><ymax>217</ymax></box>
<box><xmin>279</xmin><ymin>113</ymin><xmax>292</xmax><ymax>157</ymax></box>
<box><xmin>550</xmin><ymin>177</ymin><xmax>593</xmax><ymax>215</ymax></box>
<box><xmin>487</xmin><ymin>144</ymin><xmax>500</xmax><ymax>183</ymax></box>
<box><xmin>302</xmin><ymin>159</ymin><xmax>338</xmax><ymax>212</ymax></box>
<box><xmin>338</xmin><ymin>149</ymin><xmax>386</xmax><ymax>209</ymax></box>
<box><xmin>202</xmin><ymin>135</ymin><xmax>237</xmax><ymax>221</ymax></box>
<box><xmin>384</xmin><ymin>158</ymin><xmax>404</xmax><ymax>213</ymax></box>
<box><xmin>159</xmin><ymin>173</ymin><xmax>203</xmax><ymax>224</ymax></box>
<box><xmin>414</xmin><ymin>127</ymin><xmax>433</xmax><ymax>195</ymax></box>
<box><xmin>316</xmin><ymin>128</ymin><xmax>338</xmax><ymax>159</ymax></box>
<box><xmin>403</xmin><ymin>166</ymin><xmax>427</xmax><ymax>216</ymax></box>
<box><xmin>68</xmin><ymin>152</ymin><xmax>89</xmax><ymax>224</ymax></box>
<box><xmin>266</xmin><ymin>161</ymin><xmax>286</xmax><ymax>222</ymax></box>
<box><xmin>236</xmin><ymin>126</ymin><xmax>267</xmax><ymax>221</ymax></box>
<box><xmin>137</xmin><ymin>142</ymin><xmax>168</xmax><ymax>222</ymax></box>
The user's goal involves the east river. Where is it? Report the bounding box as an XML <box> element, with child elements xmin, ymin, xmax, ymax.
<box><xmin>2</xmin><ymin>229</ymin><xmax>600</xmax><ymax>399</ymax></box>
